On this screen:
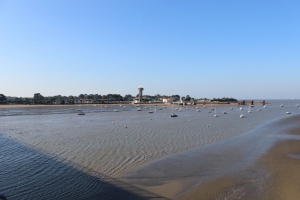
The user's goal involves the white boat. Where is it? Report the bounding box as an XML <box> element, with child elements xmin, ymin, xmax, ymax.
<box><xmin>239</xmin><ymin>107</ymin><xmax>243</xmax><ymax>111</ymax></box>
<box><xmin>213</xmin><ymin>107</ymin><xmax>218</xmax><ymax>117</ymax></box>
<box><xmin>230</xmin><ymin>107</ymin><xmax>233</xmax><ymax>110</ymax></box>
<box><xmin>137</xmin><ymin>108</ymin><xmax>142</xmax><ymax>111</ymax></box>
<box><xmin>113</xmin><ymin>109</ymin><xmax>119</xmax><ymax>112</ymax></box>
<box><xmin>280</xmin><ymin>104</ymin><xmax>284</xmax><ymax>107</ymax></box>
<box><xmin>196</xmin><ymin>109</ymin><xmax>200</xmax><ymax>112</ymax></box>
<box><xmin>240</xmin><ymin>114</ymin><xmax>244</xmax><ymax>118</ymax></box>
<box><xmin>171</xmin><ymin>113</ymin><xmax>178</xmax><ymax>117</ymax></box>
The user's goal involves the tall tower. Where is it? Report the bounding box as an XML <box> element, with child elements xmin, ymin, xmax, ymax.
<box><xmin>138</xmin><ymin>87</ymin><xmax>144</xmax><ymax>103</ymax></box>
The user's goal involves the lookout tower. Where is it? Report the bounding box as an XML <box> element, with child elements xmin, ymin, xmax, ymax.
<box><xmin>138</xmin><ymin>87</ymin><xmax>144</xmax><ymax>103</ymax></box>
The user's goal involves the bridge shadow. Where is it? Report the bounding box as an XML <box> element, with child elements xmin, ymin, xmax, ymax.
<box><xmin>0</xmin><ymin>136</ymin><xmax>169</xmax><ymax>200</ymax></box>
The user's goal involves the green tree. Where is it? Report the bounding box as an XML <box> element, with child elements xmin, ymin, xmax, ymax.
<box><xmin>185</xmin><ymin>95</ymin><xmax>191</xmax><ymax>102</ymax></box>
<box><xmin>124</xmin><ymin>94</ymin><xmax>133</xmax><ymax>101</ymax></box>
<box><xmin>33</xmin><ymin>93</ymin><xmax>44</xmax><ymax>104</ymax></box>
<box><xmin>0</xmin><ymin>94</ymin><xmax>7</xmax><ymax>103</ymax></box>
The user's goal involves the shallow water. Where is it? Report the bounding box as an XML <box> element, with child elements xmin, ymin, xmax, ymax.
<box><xmin>0</xmin><ymin>100</ymin><xmax>299</xmax><ymax>199</ymax></box>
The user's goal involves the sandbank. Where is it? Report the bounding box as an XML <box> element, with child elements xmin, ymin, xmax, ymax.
<box><xmin>121</xmin><ymin>115</ymin><xmax>300</xmax><ymax>200</ymax></box>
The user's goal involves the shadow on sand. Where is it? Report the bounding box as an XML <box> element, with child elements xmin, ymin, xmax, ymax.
<box><xmin>0</xmin><ymin>136</ymin><xmax>169</xmax><ymax>200</ymax></box>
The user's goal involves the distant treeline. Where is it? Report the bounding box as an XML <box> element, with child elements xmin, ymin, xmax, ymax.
<box><xmin>211</xmin><ymin>97</ymin><xmax>238</xmax><ymax>102</ymax></box>
<box><xmin>0</xmin><ymin>93</ymin><xmax>237</xmax><ymax>105</ymax></box>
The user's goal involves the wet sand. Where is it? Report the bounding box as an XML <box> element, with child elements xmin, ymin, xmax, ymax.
<box><xmin>1</xmin><ymin>101</ymin><xmax>299</xmax><ymax>199</ymax></box>
<box><xmin>123</xmin><ymin>115</ymin><xmax>300</xmax><ymax>200</ymax></box>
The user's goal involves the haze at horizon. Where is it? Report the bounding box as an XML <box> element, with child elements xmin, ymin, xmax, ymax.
<box><xmin>0</xmin><ymin>0</ymin><xmax>299</xmax><ymax>99</ymax></box>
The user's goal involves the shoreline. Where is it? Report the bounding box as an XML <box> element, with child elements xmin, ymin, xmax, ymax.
<box><xmin>0</xmin><ymin>103</ymin><xmax>238</xmax><ymax>108</ymax></box>
<box><xmin>121</xmin><ymin>114</ymin><xmax>300</xmax><ymax>200</ymax></box>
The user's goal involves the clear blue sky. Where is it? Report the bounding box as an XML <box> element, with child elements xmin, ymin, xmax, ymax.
<box><xmin>1</xmin><ymin>0</ymin><xmax>299</xmax><ymax>99</ymax></box>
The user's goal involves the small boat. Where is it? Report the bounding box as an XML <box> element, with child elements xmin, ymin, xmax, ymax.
<box><xmin>223</xmin><ymin>111</ymin><xmax>227</xmax><ymax>114</ymax></box>
<box><xmin>113</xmin><ymin>109</ymin><xmax>119</xmax><ymax>112</ymax></box>
<box><xmin>240</xmin><ymin>114</ymin><xmax>244</xmax><ymax>118</ymax></box>
<box><xmin>78</xmin><ymin>112</ymin><xmax>85</xmax><ymax>115</ymax></box>
<box><xmin>171</xmin><ymin>113</ymin><xmax>178</xmax><ymax>117</ymax></box>
<box><xmin>149</xmin><ymin>111</ymin><xmax>153</xmax><ymax>113</ymax></box>
<box><xmin>239</xmin><ymin>107</ymin><xmax>243</xmax><ymax>111</ymax></box>
<box><xmin>257</xmin><ymin>109</ymin><xmax>261</xmax><ymax>111</ymax></box>
<box><xmin>286</xmin><ymin>112</ymin><xmax>291</xmax><ymax>114</ymax></box>
<box><xmin>137</xmin><ymin>108</ymin><xmax>142</xmax><ymax>111</ymax></box>
<box><xmin>196</xmin><ymin>109</ymin><xmax>200</xmax><ymax>112</ymax></box>
<box><xmin>230</xmin><ymin>107</ymin><xmax>234</xmax><ymax>110</ymax></box>
<box><xmin>213</xmin><ymin>107</ymin><xmax>217</xmax><ymax>117</ymax></box>
<box><xmin>280</xmin><ymin>104</ymin><xmax>284</xmax><ymax>107</ymax></box>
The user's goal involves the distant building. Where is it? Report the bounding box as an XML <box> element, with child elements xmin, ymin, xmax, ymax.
<box><xmin>75</xmin><ymin>99</ymin><xmax>95</xmax><ymax>104</ymax></box>
<box><xmin>162</xmin><ymin>98</ymin><xmax>173</xmax><ymax>103</ymax></box>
